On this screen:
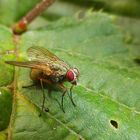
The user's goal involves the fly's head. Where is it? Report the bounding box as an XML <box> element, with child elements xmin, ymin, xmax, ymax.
<box><xmin>66</xmin><ymin>68</ymin><xmax>79</xmax><ymax>85</ymax></box>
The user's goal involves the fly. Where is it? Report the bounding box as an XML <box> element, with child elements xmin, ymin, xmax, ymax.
<box><xmin>5</xmin><ymin>47</ymin><xmax>79</xmax><ymax>114</ymax></box>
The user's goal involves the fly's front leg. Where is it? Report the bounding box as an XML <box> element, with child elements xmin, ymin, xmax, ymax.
<box><xmin>58</xmin><ymin>84</ymin><xmax>76</xmax><ymax>112</ymax></box>
<box><xmin>58</xmin><ymin>84</ymin><xmax>67</xmax><ymax>113</ymax></box>
<box><xmin>61</xmin><ymin>90</ymin><xmax>67</xmax><ymax>113</ymax></box>
<box><xmin>69</xmin><ymin>85</ymin><xmax>76</xmax><ymax>107</ymax></box>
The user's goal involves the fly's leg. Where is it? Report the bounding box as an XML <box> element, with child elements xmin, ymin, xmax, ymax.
<box><xmin>40</xmin><ymin>78</ymin><xmax>52</xmax><ymax>99</ymax></box>
<box><xmin>58</xmin><ymin>84</ymin><xmax>76</xmax><ymax>112</ymax></box>
<box><xmin>40</xmin><ymin>79</ymin><xmax>45</xmax><ymax>112</ymax></box>
<box><xmin>61</xmin><ymin>89</ymin><xmax>67</xmax><ymax>113</ymax></box>
<box><xmin>38</xmin><ymin>78</ymin><xmax>53</xmax><ymax>116</ymax></box>
<box><xmin>69</xmin><ymin>85</ymin><xmax>76</xmax><ymax>107</ymax></box>
<box><xmin>39</xmin><ymin>79</ymin><xmax>49</xmax><ymax>117</ymax></box>
<box><xmin>58</xmin><ymin>84</ymin><xmax>67</xmax><ymax>113</ymax></box>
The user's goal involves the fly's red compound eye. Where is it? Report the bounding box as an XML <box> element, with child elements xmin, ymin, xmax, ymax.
<box><xmin>66</xmin><ymin>70</ymin><xmax>75</xmax><ymax>82</ymax></box>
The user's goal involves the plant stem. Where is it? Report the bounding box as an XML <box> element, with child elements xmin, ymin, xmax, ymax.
<box><xmin>13</xmin><ymin>0</ymin><xmax>55</xmax><ymax>35</ymax></box>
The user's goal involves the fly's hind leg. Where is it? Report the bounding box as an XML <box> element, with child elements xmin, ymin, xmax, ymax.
<box><xmin>40</xmin><ymin>79</ymin><xmax>47</xmax><ymax>112</ymax></box>
<box><xmin>39</xmin><ymin>79</ymin><xmax>51</xmax><ymax>116</ymax></box>
<box><xmin>39</xmin><ymin>78</ymin><xmax>51</xmax><ymax>116</ymax></box>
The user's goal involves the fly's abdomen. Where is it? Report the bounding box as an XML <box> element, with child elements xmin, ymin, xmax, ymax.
<box><xmin>30</xmin><ymin>69</ymin><xmax>43</xmax><ymax>81</ymax></box>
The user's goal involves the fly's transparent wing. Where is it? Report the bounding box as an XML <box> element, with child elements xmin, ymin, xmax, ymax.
<box><xmin>27</xmin><ymin>47</ymin><xmax>70</xmax><ymax>70</ymax></box>
<box><xmin>28</xmin><ymin>47</ymin><xmax>60</xmax><ymax>62</ymax></box>
<box><xmin>5</xmin><ymin>61</ymin><xmax>52</xmax><ymax>75</ymax></box>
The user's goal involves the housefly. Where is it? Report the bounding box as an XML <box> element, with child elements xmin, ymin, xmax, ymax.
<box><xmin>6</xmin><ymin>47</ymin><xmax>79</xmax><ymax>113</ymax></box>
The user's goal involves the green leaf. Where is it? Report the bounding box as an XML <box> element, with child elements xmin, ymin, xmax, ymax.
<box><xmin>1</xmin><ymin>12</ymin><xmax>140</xmax><ymax>139</ymax></box>
<box><xmin>0</xmin><ymin>88</ymin><xmax>12</xmax><ymax>131</ymax></box>
<box><xmin>0</xmin><ymin>133</ymin><xmax>7</xmax><ymax>140</ymax></box>
<box><xmin>0</xmin><ymin>26</ymin><xmax>15</xmax><ymax>86</ymax></box>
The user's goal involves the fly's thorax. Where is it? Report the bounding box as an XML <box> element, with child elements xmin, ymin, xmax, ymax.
<box><xmin>48</xmin><ymin>63</ymin><xmax>68</xmax><ymax>82</ymax></box>
<box><xmin>66</xmin><ymin>68</ymin><xmax>79</xmax><ymax>85</ymax></box>
<box><xmin>51</xmin><ymin>63</ymin><xmax>67</xmax><ymax>74</ymax></box>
